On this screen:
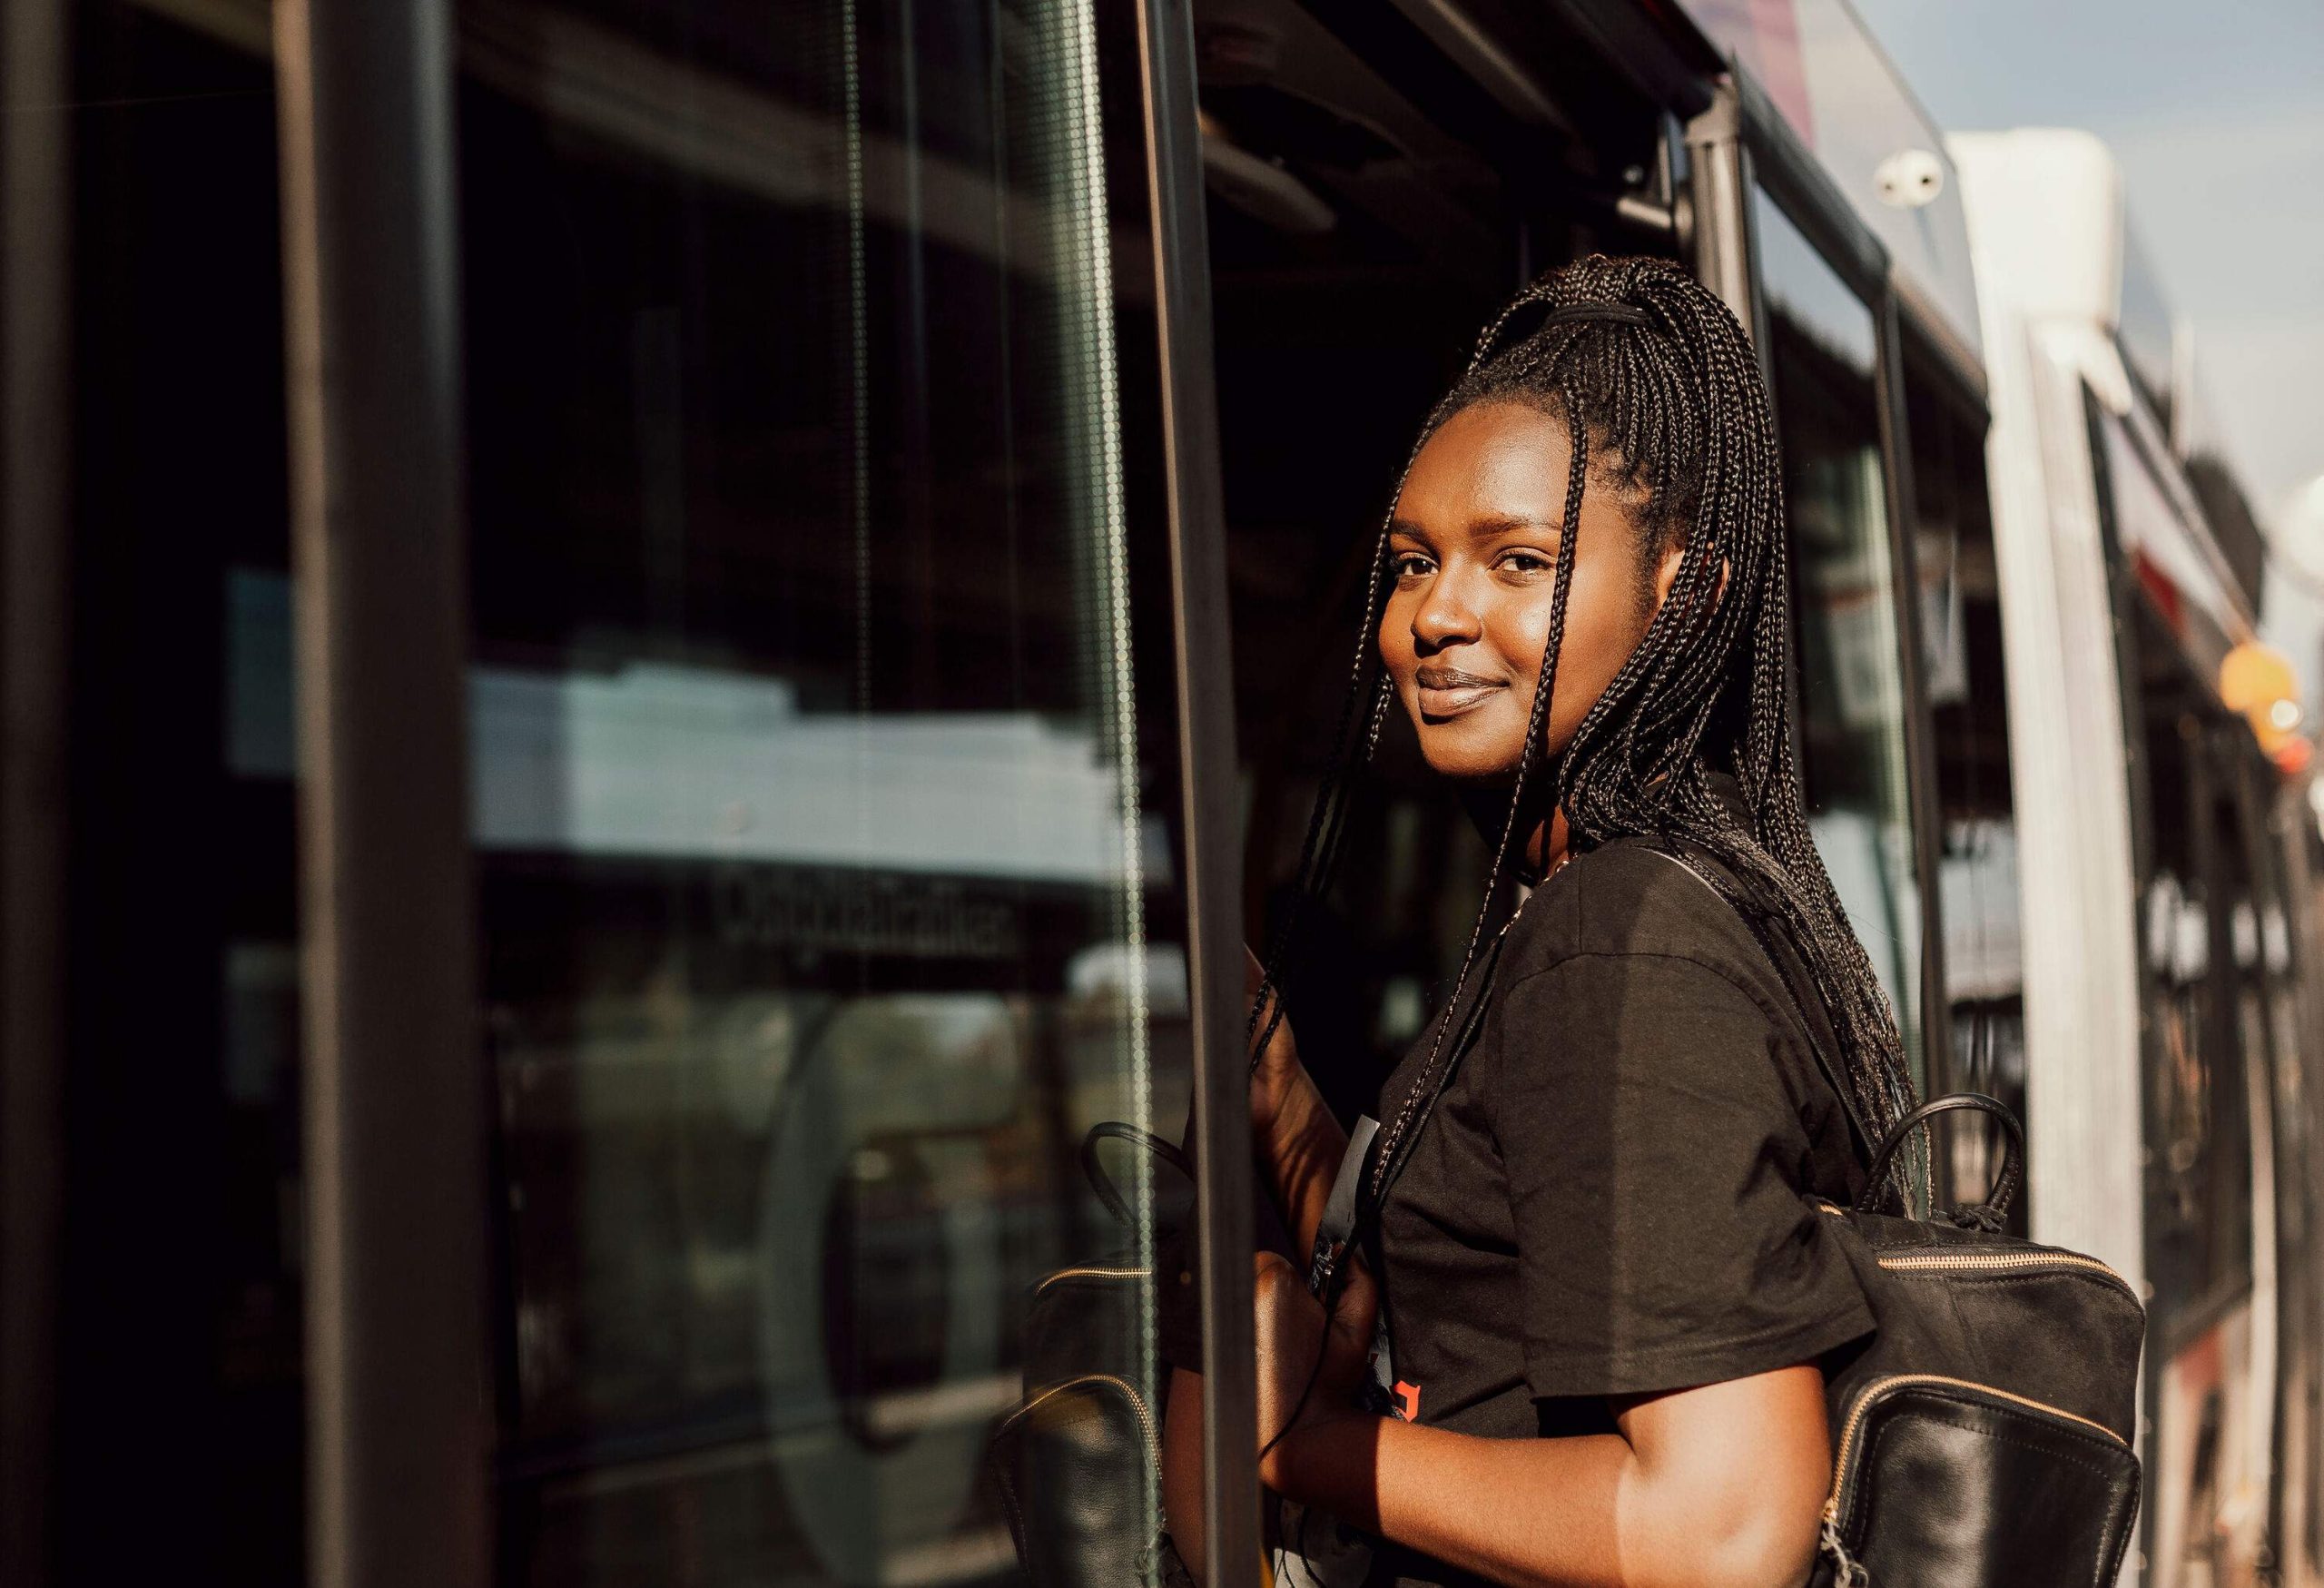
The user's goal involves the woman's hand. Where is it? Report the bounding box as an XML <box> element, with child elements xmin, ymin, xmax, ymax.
<box><xmin>1252</xmin><ymin>1248</ymin><xmax>1379</xmax><ymax>1494</ymax></box>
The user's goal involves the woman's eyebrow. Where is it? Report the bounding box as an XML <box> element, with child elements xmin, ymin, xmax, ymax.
<box><xmin>1387</xmin><ymin>514</ymin><xmax>1560</xmax><ymax>541</ymax></box>
<box><xmin>1463</xmin><ymin>513</ymin><xmax>1561</xmax><ymax>539</ymax></box>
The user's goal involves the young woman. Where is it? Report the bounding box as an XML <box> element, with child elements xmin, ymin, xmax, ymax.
<box><xmin>1158</xmin><ymin>254</ymin><xmax>1919</xmax><ymax>1587</ymax></box>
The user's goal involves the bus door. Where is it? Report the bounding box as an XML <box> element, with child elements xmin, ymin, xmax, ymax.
<box><xmin>1187</xmin><ymin>0</ymin><xmax>1703</xmax><ymax>1107</ymax></box>
<box><xmin>449</xmin><ymin>2</ymin><xmax>1237</xmax><ymax>1581</ymax></box>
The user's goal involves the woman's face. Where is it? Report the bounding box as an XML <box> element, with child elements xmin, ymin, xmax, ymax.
<box><xmin>1380</xmin><ymin>399</ymin><xmax>1678</xmax><ymax>785</ymax></box>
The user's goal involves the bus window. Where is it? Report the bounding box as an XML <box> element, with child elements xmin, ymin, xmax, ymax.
<box><xmin>454</xmin><ymin>2</ymin><xmax>1195</xmax><ymax>1580</ymax></box>
<box><xmin>1905</xmin><ymin>363</ymin><xmax>2024</xmax><ymax>1208</ymax></box>
<box><xmin>2211</xmin><ymin>741</ymin><xmax>2266</xmax><ymax>1318</ymax></box>
<box><xmin>2134</xmin><ymin>629</ymin><xmax>2258</xmax><ymax>1339</ymax></box>
<box><xmin>1753</xmin><ymin>190</ymin><xmax>1925</xmax><ymax>1084</ymax></box>
<box><xmin>2273</xmin><ymin>798</ymin><xmax>2324</xmax><ymax>1576</ymax></box>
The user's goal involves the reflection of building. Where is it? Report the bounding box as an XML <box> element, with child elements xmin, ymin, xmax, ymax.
<box><xmin>2</xmin><ymin>1</ymin><xmax>2319</xmax><ymax>1586</ymax></box>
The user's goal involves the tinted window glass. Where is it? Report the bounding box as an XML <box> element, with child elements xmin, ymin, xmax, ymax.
<box><xmin>19</xmin><ymin>8</ymin><xmax>306</xmax><ymax>1580</ymax></box>
<box><xmin>454</xmin><ymin>3</ymin><xmax>1193</xmax><ymax>1579</ymax></box>
<box><xmin>2132</xmin><ymin>622</ymin><xmax>2258</xmax><ymax>1336</ymax></box>
<box><xmin>1754</xmin><ymin>190</ymin><xmax>1925</xmax><ymax>1083</ymax></box>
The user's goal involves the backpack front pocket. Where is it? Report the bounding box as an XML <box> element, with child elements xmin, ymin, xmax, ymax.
<box><xmin>1821</xmin><ymin>1376</ymin><xmax>2141</xmax><ymax>1588</ymax></box>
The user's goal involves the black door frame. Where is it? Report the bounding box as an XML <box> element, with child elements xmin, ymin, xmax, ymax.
<box><xmin>274</xmin><ymin>3</ymin><xmax>493</xmax><ymax>1583</ymax></box>
<box><xmin>1133</xmin><ymin>0</ymin><xmax>1262</xmax><ymax>1577</ymax></box>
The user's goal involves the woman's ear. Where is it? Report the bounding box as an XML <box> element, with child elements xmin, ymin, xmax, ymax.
<box><xmin>1649</xmin><ymin>541</ymin><xmax>1729</xmax><ymax>619</ymax></box>
<box><xmin>1650</xmin><ymin>538</ymin><xmax>1685</xmax><ymax>612</ymax></box>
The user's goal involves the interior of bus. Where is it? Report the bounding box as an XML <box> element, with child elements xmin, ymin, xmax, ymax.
<box><xmin>1188</xmin><ymin>0</ymin><xmax>1688</xmax><ymax>1119</ymax></box>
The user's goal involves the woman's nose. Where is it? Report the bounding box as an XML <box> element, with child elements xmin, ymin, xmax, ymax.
<box><xmin>1411</xmin><ymin>569</ymin><xmax>1480</xmax><ymax>652</ymax></box>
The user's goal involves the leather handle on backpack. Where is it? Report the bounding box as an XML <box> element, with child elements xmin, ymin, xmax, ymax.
<box><xmin>1081</xmin><ymin>1121</ymin><xmax>1192</xmax><ymax>1228</ymax></box>
<box><xmin>1856</xmin><ymin>1092</ymin><xmax>2025</xmax><ymax>1218</ymax></box>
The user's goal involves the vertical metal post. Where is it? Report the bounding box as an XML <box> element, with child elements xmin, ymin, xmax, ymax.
<box><xmin>1686</xmin><ymin>84</ymin><xmax>1812</xmax><ymax>804</ymax></box>
<box><xmin>1873</xmin><ymin>291</ymin><xmax>1955</xmax><ymax>1109</ymax></box>
<box><xmin>1132</xmin><ymin>0</ymin><xmax>1260</xmax><ymax>1581</ymax></box>
<box><xmin>0</xmin><ymin>0</ymin><xmax>71</xmax><ymax>1578</ymax></box>
<box><xmin>1683</xmin><ymin>81</ymin><xmax>1759</xmax><ymax>350</ymax></box>
<box><xmin>274</xmin><ymin>3</ymin><xmax>491</xmax><ymax>1586</ymax></box>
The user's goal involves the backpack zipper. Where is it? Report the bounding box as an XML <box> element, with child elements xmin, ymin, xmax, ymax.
<box><xmin>1035</xmin><ymin>1264</ymin><xmax>1150</xmax><ymax>1293</ymax></box>
<box><xmin>997</xmin><ymin>1372</ymin><xmax>1163</xmax><ymax>1473</ymax></box>
<box><xmin>1874</xmin><ymin>1248</ymin><xmax>2135</xmax><ymax>1295</ymax></box>
<box><xmin>1809</xmin><ymin>1201</ymin><xmax>2137</xmax><ymax>1297</ymax></box>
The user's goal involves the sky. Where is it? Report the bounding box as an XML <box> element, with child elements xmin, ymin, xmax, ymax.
<box><xmin>1853</xmin><ymin>0</ymin><xmax>2324</xmax><ymax>538</ymax></box>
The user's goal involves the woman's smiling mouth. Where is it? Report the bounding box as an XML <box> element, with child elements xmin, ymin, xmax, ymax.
<box><xmin>1415</xmin><ymin>664</ymin><xmax>1506</xmax><ymax>718</ymax></box>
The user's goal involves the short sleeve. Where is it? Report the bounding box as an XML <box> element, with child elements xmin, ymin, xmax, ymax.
<box><xmin>1495</xmin><ymin>952</ymin><xmax>1874</xmax><ymax>1401</ymax></box>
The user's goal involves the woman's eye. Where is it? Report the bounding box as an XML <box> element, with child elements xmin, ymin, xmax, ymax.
<box><xmin>1500</xmin><ymin>551</ymin><xmax>1552</xmax><ymax>575</ymax></box>
<box><xmin>1390</xmin><ymin>553</ymin><xmax>1433</xmax><ymax>577</ymax></box>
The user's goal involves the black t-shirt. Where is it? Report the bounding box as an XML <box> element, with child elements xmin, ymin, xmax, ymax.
<box><xmin>1357</xmin><ymin>834</ymin><xmax>1874</xmax><ymax>1584</ymax></box>
<box><xmin>1153</xmin><ymin>816</ymin><xmax>1879</xmax><ymax>1585</ymax></box>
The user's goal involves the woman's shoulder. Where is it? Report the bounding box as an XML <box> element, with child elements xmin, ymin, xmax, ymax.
<box><xmin>1499</xmin><ymin>836</ymin><xmax>1774</xmax><ymax>994</ymax></box>
<box><xmin>1484</xmin><ymin>838</ymin><xmax>1837</xmax><ymax>1125</ymax></box>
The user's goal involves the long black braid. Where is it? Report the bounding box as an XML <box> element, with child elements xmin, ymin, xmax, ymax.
<box><xmin>1246</xmin><ymin>252</ymin><xmax>1921</xmax><ymax>1212</ymax></box>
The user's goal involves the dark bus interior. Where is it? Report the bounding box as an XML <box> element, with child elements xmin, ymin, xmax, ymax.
<box><xmin>1191</xmin><ymin>0</ymin><xmax>1695</xmax><ymax>1116</ymax></box>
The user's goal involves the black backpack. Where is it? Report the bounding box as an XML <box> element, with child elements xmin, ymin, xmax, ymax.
<box><xmin>1638</xmin><ymin>837</ymin><xmax>2145</xmax><ymax>1587</ymax></box>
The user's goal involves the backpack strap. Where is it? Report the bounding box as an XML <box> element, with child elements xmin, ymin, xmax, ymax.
<box><xmin>1624</xmin><ymin>836</ymin><xmax>1880</xmax><ymax>1181</ymax></box>
<box><xmin>1632</xmin><ymin>836</ymin><xmax>2034</xmax><ymax>1222</ymax></box>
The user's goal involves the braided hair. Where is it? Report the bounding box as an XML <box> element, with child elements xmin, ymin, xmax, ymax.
<box><xmin>1246</xmin><ymin>252</ymin><xmax>1922</xmax><ymax>1211</ymax></box>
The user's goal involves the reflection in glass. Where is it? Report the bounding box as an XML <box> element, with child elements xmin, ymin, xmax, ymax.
<box><xmin>1754</xmin><ymin>190</ymin><xmax>1924</xmax><ymax>1083</ymax></box>
<box><xmin>1906</xmin><ymin>367</ymin><xmax>2024</xmax><ymax>1208</ymax></box>
<box><xmin>2132</xmin><ymin>609</ymin><xmax>2257</xmax><ymax>1336</ymax></box>
<box><xmin>457</xmin><ymin>2</ymin><xmax>1188</xmax><ymax>1580</ymax></box>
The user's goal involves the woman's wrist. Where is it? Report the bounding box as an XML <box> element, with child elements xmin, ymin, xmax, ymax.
<box><xmin>1258</xmin><ymin>1077</ymin><xmax>1337</xmax><ymax>1163</ymax></box>
<box><xmin>1257</xmin><ymin>1087</ymin><xmax>1348</xmax><ymax>1253</ymax></box>
<box><xmin>1263</xmin><ymin>1406</ymin><xmax>1384</xmax><ymax>1519</ymax></box>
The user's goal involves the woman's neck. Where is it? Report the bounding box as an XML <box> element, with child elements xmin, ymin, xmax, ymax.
<box><xmin>1521</xmin><ymin>806</ymin><xmax>1573</xmax><ymax>885</ymax></box>
<box><xmin>1458</xmin><ymin>787</ymin><xmax>1571</xmax><ymax>886</ymax></box>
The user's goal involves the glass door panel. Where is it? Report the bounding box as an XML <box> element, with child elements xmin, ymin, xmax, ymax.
<box><xmin>1754</xmin><ymin>188</ymin><xmax>1925</xmax><ymax>1084</ymax></box>
<box><xmin>454</xmin><ymin>3</ymin><xmax>1193</xmax><ymax>1580</ymax></box>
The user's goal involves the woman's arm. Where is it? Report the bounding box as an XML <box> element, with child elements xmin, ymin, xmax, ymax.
<box><xmin>1244</xmin><ymin>949</ymin><xmax>1348</xmax><ymax>1261</ymax></box>
<box><xmin>1165</xmin><ymin>952</ymin><xmax>1354</xmax><ymax>1583</ymax></box>
<box><xmin>1256</xmin><ymin>1256</ymin><xmax>1829</xmax><ymax>1588</ymax></box>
